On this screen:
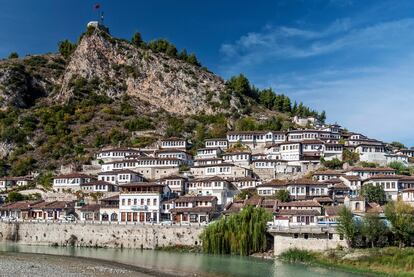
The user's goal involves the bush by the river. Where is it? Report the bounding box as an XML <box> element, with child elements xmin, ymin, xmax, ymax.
<box><xmin>201</xmin><ymin>206</ymin><xmax>271</xmax><ymax>256</ymax></box>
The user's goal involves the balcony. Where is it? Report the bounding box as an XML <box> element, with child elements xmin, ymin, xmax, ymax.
<box><xmin>130</xmin><ymin>205</ymin><xmax>148</xmax><ymax>211</ymax></box>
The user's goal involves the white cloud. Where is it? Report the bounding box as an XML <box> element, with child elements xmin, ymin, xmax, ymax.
<box><xmin>218</xmin><ymin>17</ymin><xmax>414</xmax><ymax>146</ymax></box>
<box><xmin>219</xmin><ymin>18</ymin><xmax>414</xmax><ymax>75</ymax></box>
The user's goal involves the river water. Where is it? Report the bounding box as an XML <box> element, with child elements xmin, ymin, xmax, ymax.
<box><xmin>0</xmin><ymin>243</ymin><xmax>360</xmax><ymax>277</ymax></box>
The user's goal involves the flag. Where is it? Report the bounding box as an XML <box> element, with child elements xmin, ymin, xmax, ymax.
<box><xmin>94</xmin><ymin>3</ymin><xmax>101</xmax><ymax>10</ymax></box>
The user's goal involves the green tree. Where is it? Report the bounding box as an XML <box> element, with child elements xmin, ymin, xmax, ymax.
<box><xmin>10</xmin><ymin>156</ymin><xmax>36</xmax><ymax>176</ymax></box>
<box><xmin>343</xmin><ymin>149</ymin><xmax>359</xmax><ymax>165</ymax></box>
<box><xmin>131</xmin><ymin>32</ymin><xmax>143</xmax><ymax>47</ymax></box>
<box><xmin>58</xmin><ymin>40</ymin><xmax>77</xmax><ymax>59</ymax></box>
<box><xmin>0</xmin><ymin>159</ymin><xmax>7</xmax><ymax>177</ymax></box>
<box><xmin>384</xmin><ymin>200</ymin><xmax>414</xmax><ymax>248</ymax></box>
<box><xmin>361</xmin><ymin>213</ymin><xmax>388</xmax><ymax>247</ymax></box>
<box><xmin>389</xmin><ymin>161</ymin><xmax>410</xmax><ymax>175</ymax></box>
<box><xmin>8</xmin><ymin>52</ymin><xmax>19</xmax><ymax>59</ymax></box>
<box><xmin>179</xmin><ymin>48</ymin><xmax>188</xmax><ymax>60</ymax></box>
<box><xmin>319</xmin><ymin>110</ymin><xmax>326</xmax><ymax>123</ymax></box>
<box><xmin>258</xmin><ymin>89</ymin><xmax>275</xmax><ymax>109</ymax></box>
<box><xmin>336</xmin><ymin>206</ymin><xmax>359</xmax><ymax>247</ymax></box>
<box><xmin>186</xmin><ymin>53</ymin><xmax>200</xmax><ymax>66</ymax></box>
<box><xmin>321</xmin><ymin>157</ymin><xmax>344</xmax><ymax>170</ymax></box>
<box><xmin>6</xmin><ymin>192</ymin><xmax>26</xmax><ymax>203</ymax></box>
<box><xmin>201</xmin><ymin>206</ymin><xmax>271</xmax><ymax>255</ymax></box>
<box><xmin>235</xmin><ymin>117</ymin><xmax>257</xmax><ymax>131</ymax></box>
<box><xmin>282</xmin><ymin>96</ymin><xmax>291</xmax><ymax>113</ymax></box>
<box><xmin>361</xmin><ymin>184</ymin><xmax>387</xmax><ymax>205</ymax></box>
<box><xmin>166</xmin><ymin>44</ymin><xmax>178</xmax><ymax>57</ymax></box>
<box><xmin>36</xmin><ymin>172</ymin><xmax>54</xmax><ymax>190</ymax></box>
<box><xmin>226</xmin><ymin>74</ymin><xmax>251</xmax><ymax>97</ymax></box>
<box><xmin>390</xmin><ymin>141</ymin><xmax>406</xmax><ymax>149</ymax></box>
<box><xmin>274</xmin><ymin>190</ymin><xmax>290</xmax><ymax>202</ymax></box>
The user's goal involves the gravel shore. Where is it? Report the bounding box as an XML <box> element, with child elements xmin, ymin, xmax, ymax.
<box><xmin>0</xmin><ymin>252</ymin><xmax>156</xmax><ymax>277</ymax></box>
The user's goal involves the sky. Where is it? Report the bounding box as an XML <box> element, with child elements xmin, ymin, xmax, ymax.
<box><xmin>0</xmin><ymin>0</ymin><xmax>413</xmax><ymax>146</ymax></box>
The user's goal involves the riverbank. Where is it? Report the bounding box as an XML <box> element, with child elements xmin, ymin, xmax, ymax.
<box><xmin>0</xmin><ymin>251</ymin><xmax>169</xmax><ymax>277</ymax></box>
<box><xmin>280</xmin><ymin>247</ymin><xmax>414</xmax><ymax>276</ymax></box>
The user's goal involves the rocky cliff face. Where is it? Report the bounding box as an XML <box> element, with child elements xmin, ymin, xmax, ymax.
<box><xmin>0</xmin><ymin>27</ymin><xmax>240</xmax><ymax>115</ymax></box>
<box><xmin>57</xmin><ymin>28</ymin><xmax>233</xmax><ymax>115</ymax></box>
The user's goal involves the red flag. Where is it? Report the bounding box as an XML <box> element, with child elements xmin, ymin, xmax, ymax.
<box><xmin>94</xmin><ymin>3</ymin><xmax>101</xmax><ymax>10</ymax></box>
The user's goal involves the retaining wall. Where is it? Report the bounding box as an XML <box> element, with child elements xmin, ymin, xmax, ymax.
<box><xmin>0</xmin><ymin>221</ymin><xmax>204</xmax><ymax>249</ymax></box>
<box><xmin>273</xmin><ymin>232</ymin><xmax>347</xmax><ymax>255</ymax></box>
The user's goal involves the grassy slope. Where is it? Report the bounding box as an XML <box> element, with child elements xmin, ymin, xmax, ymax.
<box><xmin>280</xmin><ymin>247</ymin><xmax>414</xmax><ymax>277</ymax></box>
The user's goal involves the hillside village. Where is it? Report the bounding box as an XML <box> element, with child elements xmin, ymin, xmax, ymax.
<box><xmin>1</xmin><ymin>22</ymin><xmax>414</xmax><ymax>237</ymax></box>
<box><xmin>1</xmin><ymin>116</ymin><xmax>413</xmax><ymax>227</ymax></box>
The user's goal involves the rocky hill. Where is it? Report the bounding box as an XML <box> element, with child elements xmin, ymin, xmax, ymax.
<box><xmin>1</xmin><ymin>27</ymin><xmax>241</xmax><ymax>115</ymax></box>
<box><xmin>0</xmin><ymin>24</ymin><xmax>323</xmax><ymax>177</ymax></box>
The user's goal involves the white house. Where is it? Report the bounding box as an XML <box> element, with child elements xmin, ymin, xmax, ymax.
<box><xmin>158</xmin><ymin>175</ymin><xmax>188</xmax><ymax>196</ymax></box>
<box><xmin>190</xmin><ymin>163</ymin><xmax>252</xmax><ymax>179</ymax></box>
<box><xmin>344</xmin><ymin>167</ymin><xmax>395</xmax><ymax>180</ymax></box>
<box><xmin>195</xmin><ymin>147</ymin><xmax>222</xmax><ymax>160</ymax></box>
<box><xmin>160</xmin><ymin>138</ymin><xmax>188</xmax><ymax>150</ymax></box>
<box><xmin>118</xmin><ymin>182</ymin><xmax>171</xmax><ymax>223</ymax></box>
<box><xmin>204</xmin><ymin>138</ymin><xmax>228</xmax><ymax>150</ymax></box>
<box><xmin>402</xmin><ymin>188</ymin><xmax>414</xmax><ymax>207</ymax></box>
<box><xmin>362</xmin><ymin>174</ymin><xmax>402</xmax><ymax>201</ymax></box>
<box><xmin>385</xmin><ymin>153</ymin><xmax>409</xmax><ymax>166</ymax></box>
<box><xmin>53</xmin><ymin>173</ymin><xmax>94</xmax><ymax>192</ymax></box>
<box><xmin>169</xmin><ymin>195</ymin><xmax>218</xmax><ymax>223</ymax></box>
<box><xmin>222</xmin><ymin>152</ymin><xmax>251</xmax><ymax>167</ymax></box>
<box><xmin>96</xmin><ymin>147</ymin><xmax>141</xmax><ymax>163</ymax></box>
<box><xmin>313</xmin><ymin>170</ymin><xmax>343</xmax><ymax>182</ymax></box>
<box><xmin>355</xmin><ymin>143</ymin><xmax>387</xmax><ymax>165</ymax></box>
<box><xmin>155</xmin><ymin>149</ymin><xmax>193</xmax><ymax>165</ymax></box>
<box><xmin>80</xmin><ymin>180</ymin><xmax>117</xmax><ymax>193</ymax></box>
<box><xmin>188</xmin><ymin>176</ymin><xmax>238</xmax><ymax>206</ymax></box>
<box><xmin>279</xmin><ymin>142</ymin><xmax>302</xmax><ymax>161</ymax></box>
<box><xmin>97</xmin><ymin>169</ymin><xmax>144</xmax><ymax>185</ymax></box>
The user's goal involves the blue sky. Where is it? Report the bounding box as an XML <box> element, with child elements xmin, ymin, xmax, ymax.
<box><xmin>1</xmin><ymin>0</ymin><xmax>413</xmax><ymax>146</ymax></box>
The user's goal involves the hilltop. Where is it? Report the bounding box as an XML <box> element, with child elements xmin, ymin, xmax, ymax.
<box><xmin>0</xmin><ymin>24</ymin><xmax>323</xmax><ymax>176</ymax></box>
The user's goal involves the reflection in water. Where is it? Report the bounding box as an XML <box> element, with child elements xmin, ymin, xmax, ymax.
<box><xmin>0</xmin><ymin>243</ymin><xmax>358</xmax><ymax>277</ymax></box>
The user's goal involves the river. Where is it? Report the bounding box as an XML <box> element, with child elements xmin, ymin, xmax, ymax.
<box><xmin>0</xmin><ymin>243</ymin><xmax>360</xmax><ymax>277</ymax></box>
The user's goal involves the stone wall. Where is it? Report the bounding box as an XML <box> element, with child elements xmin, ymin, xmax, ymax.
<box><xmin>0</xmin><ymin>221</ymin><xmax>204</xmax><ymax>249</ymax></box>
<box><xmin>273</xmin><ymin>232</ymin><xmax>347</xmax><ymax>255</ymax></box>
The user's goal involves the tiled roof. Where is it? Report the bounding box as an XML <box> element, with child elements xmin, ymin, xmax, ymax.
<box><xmin>350</xmin><ymin>167</ymin><xmax>395</xmax><ymax>172</ymax></box>
<box><xmin>365</xmin><ymin>174</ymin><xmax>405</xmax><ymax>181</ymax></box>
<box><xmin>174</xmin><ymin>196</ymin><xmax>217</xmax><ymax>203</ymax></box>
<box><xmin>341</xmin><ymin>175</ymin><xmax>361</xmax><ymax>181</ymax></box>
<box><xmin>79</xmin><ymin>204</ymin><xmax>101</xmax><ymax>212</ymax></box>
<box><xmin>313</xmin><ymin>197</ymin><xmax>334</xmax><ymax>203</ymax></box>
<box><xmin>0</xmin><ymin>200</ymin><xmax>43</xmax><ymax>211</ymax></box>
<box><xmin>81</xmin><ymin>180</ymin><xmax>113</xmax><ymax>186</ymax></box>
<box><xmin>277</xmin><ymin>209</ymin><xmax>320</xmax><ymax>216</ymax></box>
<box><xmin>324</xmin><ymin>205</ymin><xmax>342</xmax><ymax>216</ymax></box>
<box><xmin>277</xmin><ymin>200</ymin><xmax>321</xmax><ymax>208</ymax></box>
<box><xmin>118</xmin><ymin>182</ymin><xmax>164</xmax><ymax>188</ymax></box>
<box><xmin>169</xmin><ymin>206</ymin><xmax>215</xmax><ymax>213</ymax></box>
<box><xmin>54</xmin><ymin>173</ymin><xmax>93</xmax><ymax>179</ymax></box>
<box><xmin>98</xmin><ymin>169</ymin><xmax>141</xmax><ymax>175</ymax></box>
<box><xmin>313</xmin><ymin>170</ymin><xmax>343</xmax><ymax>176</ymax></box>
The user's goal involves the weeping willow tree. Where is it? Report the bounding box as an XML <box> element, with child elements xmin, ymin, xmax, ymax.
<box><xmin>201</xmin><ymin>206</ymin><xmax>271</xmax><ymax>256</ymax></box>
